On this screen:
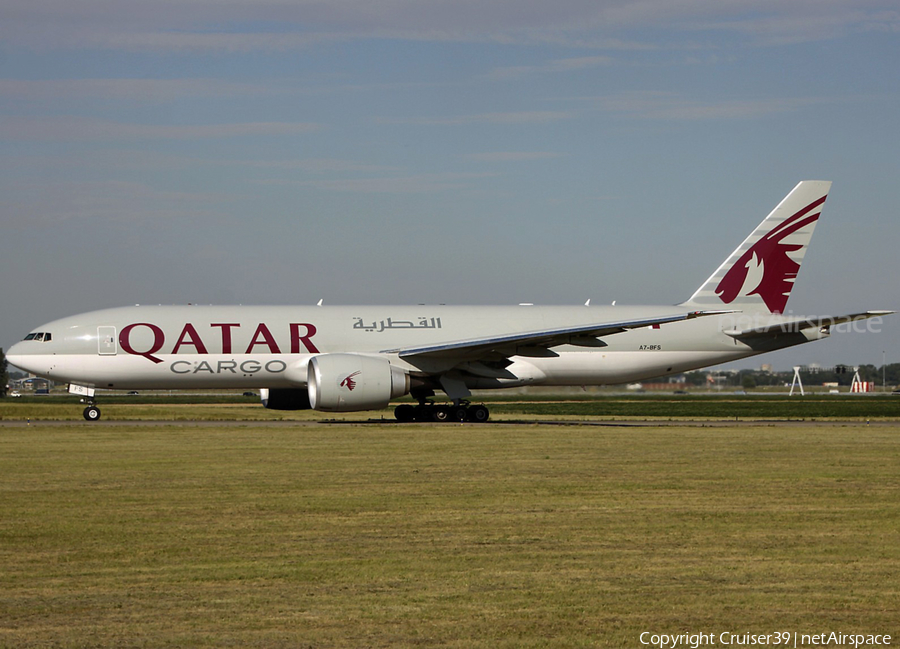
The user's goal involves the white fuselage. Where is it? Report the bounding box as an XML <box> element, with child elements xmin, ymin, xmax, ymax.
<box><xmin>6</xmin><ymin>304</ymin><xmax>823</xmax><ymax>391</ymax></box>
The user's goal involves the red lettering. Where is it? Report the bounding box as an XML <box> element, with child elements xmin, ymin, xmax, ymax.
<box><xmin>119</xmin><ymin>323</ymin><xmax>165</xmax><ymax>364</ymax></box>
<box><xmin>245</xmin><ymin>323</ymin><xmax>281</xmax><ymax>354</ymax></box>
<box><xmin>211</xmin><ymin>323</ymin><xmax>240</xmax><ymax>354</ymax></box>
<box><xmin>290</xmin><ymin>323</ymin><xmax>319</xmax><ymax>353</ymax></box>
<box><xmin>171</xmin><ymin>323</ymin><xmax>209</xmax><ymax>354</ymax></box>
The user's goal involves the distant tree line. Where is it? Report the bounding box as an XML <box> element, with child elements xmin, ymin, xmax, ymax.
<box><xmin>682</xmin><ymin>363</ymin><xmax>900</xmax><ymax>390</ymax></box>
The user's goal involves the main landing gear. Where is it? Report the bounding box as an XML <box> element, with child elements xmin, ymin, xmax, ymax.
<box><xmin>394</xmin><ymin>401</ymin><xmax>490</xmax><ymax>423</ymax></box>
<box><xmin>82</xmin><ymin>400</ymin><xmax>101</xmax><ymax>421</ymax></box>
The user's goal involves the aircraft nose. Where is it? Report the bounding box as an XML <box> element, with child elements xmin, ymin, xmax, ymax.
<box><xmin>6</xmin><ymin>342</ymin><xmax>33</xmax><ymax>373</ymax></box>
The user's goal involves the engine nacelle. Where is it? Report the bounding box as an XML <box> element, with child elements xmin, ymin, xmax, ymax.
<box><xmin>308</xmin><ymin>354</ymin><xmax>409</xmax><ymax>412</ymax></box>
<box><xmin>260</xmin><ymin>388</ymin><xmax>311</xmax><ymax>411</ymax></box>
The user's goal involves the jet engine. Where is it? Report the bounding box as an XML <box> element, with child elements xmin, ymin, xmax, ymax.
<box><xmin>307</xmin><ymin>353</ymin><xmax>409</xmax><ymax>412</ymax></box>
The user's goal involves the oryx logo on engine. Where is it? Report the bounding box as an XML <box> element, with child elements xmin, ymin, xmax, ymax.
<box><xmin>340</xmin><ymin>371</ymin><xmax>361</xmax><ymax>391</ymax></box>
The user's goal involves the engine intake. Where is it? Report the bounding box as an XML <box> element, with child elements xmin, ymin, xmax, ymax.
<box><xmin>308</xmin><ymin>354</ymin><xmax>409</xmax><ymax>412</ymax></box>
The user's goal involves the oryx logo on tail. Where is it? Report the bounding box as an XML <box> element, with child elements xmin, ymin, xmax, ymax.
<box><xmin>680</xmin><ymin>180</ymin><xmax>831</xmax><ymax>314</ymax></box>
<box><xmin>715</xmin><ymin>196</ymin><xmax>825</xmax><ymax>314</ymax></box>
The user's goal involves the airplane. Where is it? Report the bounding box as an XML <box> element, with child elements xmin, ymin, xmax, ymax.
<box><xmin>6</xmin><ymin>180</ymin><xmax>891</xmax><ymax>422</ymax></box>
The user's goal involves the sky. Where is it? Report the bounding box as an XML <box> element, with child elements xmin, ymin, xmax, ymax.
<box><xmin>1</xmin><ymin>0</ymin><xmax>898</xmax><ymax>372</ymax></box>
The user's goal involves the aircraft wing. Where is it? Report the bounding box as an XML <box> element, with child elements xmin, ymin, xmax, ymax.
<box><xmin>383</xmin><ymin>310</ymin><xmax>730</xmax><ymax>361</ymax></box>
<box><xmin>723</xmin><ymin>311</ymin><xmax>894</xmax><ymax>339</ymax></box>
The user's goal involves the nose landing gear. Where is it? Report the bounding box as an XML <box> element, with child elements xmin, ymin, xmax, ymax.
<box><xmin>83</xmin><ymin>404</ymin><xmax>101</xmax><ymax>421</ymax></box>
<box><xmin>68</xmin><ymin>384</ymin><xmax>102</xmax><ymax>421</ymax></box>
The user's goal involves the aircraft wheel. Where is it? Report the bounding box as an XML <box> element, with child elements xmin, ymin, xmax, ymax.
<box><xmin>450</xmin><ymin>406</ymin><xmax>469</xmax><ymax>422</ymax></box>
<box><xmin>468</xmin><ymin>404</ymin><xmax>490</xmax><ymax>422</ymax></box>
<box><xmin>431</xmin><ymin>405</ymin><xmax>450</xmax><ymax>422</ymax></box>
<box><xmin>413</xmin><ymin>404</ymin><xmax>433</xmax><ymax>422</ymax></box>
<box><xmin>83</xmin><ymin>406</ymin><xmax>101</xmax><ymax>421</ymax></box>
<box><xmin>394</xmin><ymin>404</ymin><xmax>415</xmax><ymax>422</ymax></box>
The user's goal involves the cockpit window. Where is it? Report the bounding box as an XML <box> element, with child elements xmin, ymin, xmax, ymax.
<box><xmin>23</xmin><ymin>332</ymin><xmax>51</xmax><ymax>342</ymax></box>
<box><xmin>24</xmin><ymin>333</ymin><xmax>37</xmax><ymax>340</ymax></box>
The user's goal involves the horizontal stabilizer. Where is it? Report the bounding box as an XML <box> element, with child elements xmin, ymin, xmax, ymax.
<box><xmin>723</xmin><ymin>311</ymin><xmax>894</xmax><ymax>339</ymax></box>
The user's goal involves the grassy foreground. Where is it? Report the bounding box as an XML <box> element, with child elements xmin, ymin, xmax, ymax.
<box><xmin>2</xmin><ymin>393</ymin><xmax>900</xmax><ymax>421</ymax></box>
<box><xmin>1</xmin><ymin>422</ymin><xmax>898</xmax><ymax>647</ymax></box>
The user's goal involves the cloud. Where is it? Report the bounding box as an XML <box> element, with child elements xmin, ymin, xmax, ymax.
<box><xmin>261</xmin><ymin>172</ymin><xmax>498</xmax><ymax>194</ymax></box>
<box><xmin>0</xmin><ymin>117</ymin><xmax>322</xmax><ymax>141</ymax></box>
<box><xmin>5</xmin><ymin>0</ymin><xmax>896</xmax><ymax>52</ymax></box>
<box><xmin>2</xmin><ymin>180</ymin><xmax>234</xmax><ymax>226</ymax></box>
<box><xmin>0</xmin><ymin>77</ymin><xmax>455</xmax><ymax>108</ymax></box>
<box><xmin>641</xmin><ymin>97</ymin><xmax>824</xmax><ymax>120</ymax></box>
<box><xmin>858</xmin><ymin>10</ymin><xmax>900</xmax><ymax>33</ymax></box>
<box><xmin>0</xmin><ymin>78</ymin><xmax>271</xmax><ymax>102</ymax></box>
<box><xmin>244</xmin><ymin>158</ymin><xmax>401</xmax><ymax>173</ymax></box>
<box><xmin>0</xmin><ymin>150</ymin><xmax>407</xmax><ymax>180</ymax></box>
<box><xmin>577</xmin><ymin>91</ymin><xmax>834</xmax><ymax>120</ymax></box>
<box><xmin>100</xmin><ymin>30</ymin><xmax>348</xmax><ymax>53</ymax></box>
<box><xmin>385</xmin><ymin>111</ymin><xmax>577</xmax><ymax>126</ymax></box>
<box><xmin>685</xmin><ymin>7</ymin><xmax>900</xmax><ymax>46</ymax></box>
<box><xmin>464</xmin><ymin>152</ymin><xmax>563</xmax><ymax>162</ymax></box>
<box><xmin>485</xmin><ymin>55</ymin><xmax>614</xmax><ymax>80</ymax></box>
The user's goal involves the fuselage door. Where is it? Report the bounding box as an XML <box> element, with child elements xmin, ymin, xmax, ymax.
<box><xmin>98</xmin><ymin>326</ymin><xmax>117</xmax><ymax>355</ymax></box>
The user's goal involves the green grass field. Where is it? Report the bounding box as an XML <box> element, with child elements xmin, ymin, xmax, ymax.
<box><xmin>1</xmin><ymin>421</ymin><xmax>898</xmax><ymax>647</ymax></box>
<box><xmin>2</xmin><ymin>393</ymin><xmax>900</xmax><ymax>422</ymax></box>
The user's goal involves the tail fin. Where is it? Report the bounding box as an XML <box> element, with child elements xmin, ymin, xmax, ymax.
<box><xmin>681</xmin><ymin>180</ymin><xmax>831</xmax><ymax>314</ymax></box>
